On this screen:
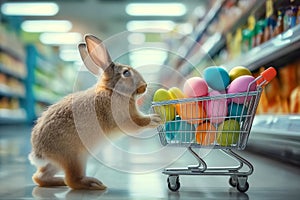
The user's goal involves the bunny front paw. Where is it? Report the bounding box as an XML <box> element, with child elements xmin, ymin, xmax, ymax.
<box><xmin>149</xmin><ymin>114</ymin><xmax>162</xmax><ymax>128</ymax></box>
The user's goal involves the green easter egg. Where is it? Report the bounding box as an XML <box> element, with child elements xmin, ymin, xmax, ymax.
<box><xmin>217</xmin><ymin>119</ymin><xmax>240</xmax><ymax>146</ymax></box>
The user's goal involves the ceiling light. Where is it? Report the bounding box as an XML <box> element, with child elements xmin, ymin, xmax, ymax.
<box><xmin>126</xmin><ymin>3</ymin><xmax>186</xmax><ymax>16</ymax></box>
<box><xmin>21</xmin><ymin>20</ymin><xmax>72</xmax><ymax>33</ymax></box>
<box><xmin>129</xmin><ymin>49</ymin><xmax>168</xmax><ymax>69</ymax></box>
<box><xmin>127</xmin><ymin>20</ymin><xmax>175</xmax><ymax>33</ymax></box>
<box><xmin>1</xmin><ymin>2</ymin><xmax>59</xmax><ymax>16</ymax></box>
<box><xmin>40</xmin><ymin>32</ymin><xmax>82</xmax><ymax>45</ymax></box>
<box><xmin>129</xmin><ymin>43</ymin><xmax>168</xmax><ymax>69</ymax></box>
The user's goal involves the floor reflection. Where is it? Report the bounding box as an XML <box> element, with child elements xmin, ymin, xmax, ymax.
<box><xmin>0</xmin><ymin>125</ymin><xmax>299</xmax><ymax>199</ymax></box>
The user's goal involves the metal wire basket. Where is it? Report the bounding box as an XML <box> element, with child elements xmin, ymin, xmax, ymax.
<box><xmin>152</xmin><ymin>67</ymin><xmax>276</xmax><ymax>150</ymax></box>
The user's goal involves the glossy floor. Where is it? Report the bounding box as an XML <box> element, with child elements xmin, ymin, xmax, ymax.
<box><xmin>0</xmin><ymin>125</ymin><xmax>299</xmax><ymax>200</ymax></box>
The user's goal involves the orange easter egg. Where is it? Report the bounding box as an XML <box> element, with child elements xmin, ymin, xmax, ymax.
<box><xmin>196</xmin><ymin>122</ymin><xmax>217</xmax><ymax>145</ymax></box>
<box><xmin>177</xmin><ymin>101</ymin><xmax>206</xmax><ymax>124</ymax></box>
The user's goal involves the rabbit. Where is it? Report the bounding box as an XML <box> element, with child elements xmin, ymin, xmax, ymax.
<box><xmin>28</xmin><ymin>34</ymin><xmax>161</xmax><ymax>190</ymax></box>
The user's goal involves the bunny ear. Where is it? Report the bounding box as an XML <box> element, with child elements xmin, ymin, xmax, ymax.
<box><xmin>84</xmin><ymin>34</ymin><xmax>112</xmax><ymax>70</ymax></box>
<box><xmin>78</xmin><ymin>43</ymin><xmax>101</xmax><ymax>75</ymax></box>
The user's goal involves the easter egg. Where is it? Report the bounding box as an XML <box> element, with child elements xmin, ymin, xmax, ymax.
<box><xmin>227</xmin><ymin>75</ymin><xmax>256</xmax><ymax>104</ymax></box>
<box><xmin>183</xmin><ymin>77</ymin><xmax>208</xmax><ymax>97</ymax></box>
<box><xmin>168</xmin><ymin>87</ymin><xmax>185</xmax><ymax>99</ymax></box>
<box><xmin>229</xmin><ymin>66</ymin><xmax>252</xmax><ymax>82</ymax></box>
<box><xmin>203</xmin><ymin>66</ymin><xmax>230</xmax><ymax>91</ymax></box>
<box><xmin>153</xmin><ymin>88</ymin><xmax>175</xmax><ymax>122</ymax></box>
<box><xmin>205</xmin><ymin>90</ymin><xmax>228</xmax><ymax>124</ymax></box>
<box><xmin>153</xmin><ymin>88</ymin><xmax>171</xmax><ymax>102</ymax></box>
<box><xmin>217</xmin><ymin>120</ymin><xmax>240</xmax><ymax>146</ymax></box>
<box><xmin>165</xmin><ymin>117</ymin><xmax>195</xmax><ymax>142</ymax></box>
<box><xmin>168</xmin><ymin>87</ymin><xmax>186</xmax><ymax>117</ymax></box>
<box><xmin>177</xmin><ymin>101</ymin><xmax>206</xmax><ymax>124</ymax></box>
<box><xmin>196</xmin><ymin>122</ymin><xmax>217</xmax><ymax>145</ymax></box>
<box><xmin>165</xmin><ymin>116</ymin><xmax>180</xmax><ymax>140</ymax></box>
<box><xmin>228</xmin><ymin>102</ymin><xmax>248</xmax><ymax>122</ymax></box>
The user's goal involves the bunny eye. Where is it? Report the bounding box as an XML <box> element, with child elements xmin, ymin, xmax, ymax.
<box><xmin>122</xmin><ymin>69</ymin><xmax>131</xmax><ymax>77</ymax></box>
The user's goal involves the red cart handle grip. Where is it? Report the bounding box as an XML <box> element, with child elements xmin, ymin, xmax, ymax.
<box><xmin>256</xmin><ymin>67</ymin><xmax>277</xmax><ymax>86</ymax></box>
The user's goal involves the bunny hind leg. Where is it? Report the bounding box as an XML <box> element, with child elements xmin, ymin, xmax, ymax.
<box><xmin>32</xmin><ymin>163</ymin><xmax>66</xmax><ymax>187</ymax></box>
<box><xmin>61</xmin><ymin>156</ymin><xmax>106</xmax><ymax>190</ymax></box>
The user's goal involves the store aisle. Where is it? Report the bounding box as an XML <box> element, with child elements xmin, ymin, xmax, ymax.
<box><xmin>0</xmin><ymin>125</ymin><xmax>299</xmax><ymax>200</ymax></box>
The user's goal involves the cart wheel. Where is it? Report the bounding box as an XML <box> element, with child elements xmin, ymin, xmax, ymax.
<box><xmin>229</xmin><ymin>177</ymin><xmax>237</xmax><ymax>187</ymax></box>
<box><xmin>167</xmin><ymin>176</ymin><xmax>180</xmax><ymax>192</ymax></box>
<box><xmin>237</xmin><ymin>181</ymin><xmax>249</xmax><ymax>193</ymax></box>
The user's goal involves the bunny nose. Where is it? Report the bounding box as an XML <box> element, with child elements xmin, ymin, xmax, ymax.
<box><xmin>137</xmin><ymin>83</ymin><xmax>147</xmax><ymax>94</ymax></box>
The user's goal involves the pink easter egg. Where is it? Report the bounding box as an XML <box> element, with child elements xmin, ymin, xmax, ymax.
<box><xmin>205</xmin><ymin>90</ymin><xmax>228</xmax><ymax>124</ymax></box>
<box><xmin>227</xmin><ymin>75</ymin><xmax>256</xmax><ymax>104</ymax></box>
<box><xmin>183</xmin><ymin>77</ymin><xmax>208</xmax><ymax>97</ymax></box>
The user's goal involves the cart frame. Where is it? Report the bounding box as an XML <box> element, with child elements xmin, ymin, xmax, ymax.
<box><xmin>151</xmin><ymin>67</ymin><xmax>276</xmax><ymax>193</ymax></box>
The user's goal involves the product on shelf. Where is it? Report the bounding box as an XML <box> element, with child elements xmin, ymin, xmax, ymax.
<box><xmin>0</xmin><ymin>97</ymin><xmax>20</xmax><ymax>110</ymax></box>
<box><xmin>0</xmin><ymin>73</ymin><xmax>7</xmax><ymax>85</ymax></box>
<box><xmin>0</xmin><ymin>51</ymin><xmax>27</xmax><ymax>78</ymax></box>
<box><xmin>0</xmin><ymin>97</ymin><xmax>9</xmax><ymax>109</ymax></box>
<box><xmin>0</xmin><ymin>24</ymin><xmax>25</xmax><ymax>59</ymax></box>
<box><xmin>256</xmin><ymin>59</ymin><xmax>300</xmax><ymax>114</ymax></box>
<box><xmin>290</xmin><ymin>86</ymin><xmax>300</xmax><ymax>113</ymax></box>
<box><xmin>224</xmin><ymin>0</ymin><xmax>300</xmax><ymax>62</ymax></box>
<box><xmin>0</xmin><ymin>72</ymin><xmax>25</xmax><ymax>97</ymax></box>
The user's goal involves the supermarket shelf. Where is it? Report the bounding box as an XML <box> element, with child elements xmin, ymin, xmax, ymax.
<box><xmin>35</xmin><ymin>96</ymin><xmax>57</xmax><ymax>105</ymax></box>
<box><xmin>247</xmin><ymin>115</ymin><xmax>300</xmax><ymax>166</ymax></box>
<box><xmin>177</xmin><ymin>0</ymin><xmax>263</xmax><ymax>74</ymax></box>
<box><xmin>225</xmin><ymin>24</ymin><xmax>300</xmax><ymax>71</ymax></box>
<box><xmin>34</xmin><ymin>89</ymin><xmax>61</xmax><ymax>105</ymax></box>
<box><xmin>251</xmin><ymin>115</ymin><xmax>300</xmax><ymax>137</ymax></box>
<box><xmin>0</xmin><ymin>63</ymin><xmax>26</xmax><ymax>80</ymax></box>
<box><xmin>0</xmin><ymin>45</ymin><xmax>25</xmax><ymax>62</ymax></box>
<box><xmin>0</xmin><ymin>84</ymin><xmax>25</xmax><ymax>99</ymax></box>
<box><xmin>178</xmin><ymin>33</ymin><xmax>226</xmax><ymax>77</ymax></box>
<box><xmin>175</xmin><ymin>0</ymin><xmax>226</xmax><ymax>68</ymax></box>
<box><xmin>0</xmin><ymin>108</ymin><xmax>27</xmax><ymax>124</ymax></box>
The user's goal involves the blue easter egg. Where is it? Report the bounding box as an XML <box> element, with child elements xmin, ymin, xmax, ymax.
<box><xmin>165</xmin><ymin>117</ymin><xmax>195</xmax><ymax>142</ymax></box>
<box><xmin>203</xmin><ymin>66</ymin><xmax>230</xmax><ymax>91</ymax></box>
<box><xmin>227</xmin><ymin>103</ymin><xmax>248</xmax><ymax>122</ymax></box>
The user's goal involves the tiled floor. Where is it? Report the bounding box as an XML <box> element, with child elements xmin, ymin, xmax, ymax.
<box><xmin>0</xmin><ymin>125</ymin><xmax>299</xmax><ymax>200</ymax></box>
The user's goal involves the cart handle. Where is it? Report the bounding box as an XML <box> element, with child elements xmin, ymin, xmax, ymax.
<box><xmin>255</xmin><ymin>67</ymin><xmax>277</xmax><ymax>87</ymax></box>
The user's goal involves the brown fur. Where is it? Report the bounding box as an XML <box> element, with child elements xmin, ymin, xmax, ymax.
<box><xmin>29</xmin><ymin>35</ymin><xmax>161</xmax><ymax>190</ymax></box>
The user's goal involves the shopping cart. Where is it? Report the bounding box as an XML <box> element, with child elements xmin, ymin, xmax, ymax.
<box><xmin>151</xmin><ymin>67</ymin><xmax>276</xmax><ymax>193</ymax></box>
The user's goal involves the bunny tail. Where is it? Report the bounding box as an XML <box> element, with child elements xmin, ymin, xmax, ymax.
<box><xmin>28</xmin><ymin>152</ymin><xmax>48</xmax><ymax>167</ymax></box>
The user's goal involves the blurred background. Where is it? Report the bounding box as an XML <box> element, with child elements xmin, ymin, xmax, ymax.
<box><xmin>0</xmin><ymin>0</ymin><xmax>299</xmax><ymax>199</ymax></box>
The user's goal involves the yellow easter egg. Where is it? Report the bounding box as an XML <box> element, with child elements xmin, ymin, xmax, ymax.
<box><xmin>153</xmin><ymin>88</ymin><xmax>175</xmax><ymax>122</ymax></box>
<box><xmin>168</xmin><ymin>87</ymin><xmax>185</xmax><ymax>99</ymax></box>
<box><xmin>229</xmin><ymin>66</ymin><xmax>252</xmax><ymax>82</ymax></box>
